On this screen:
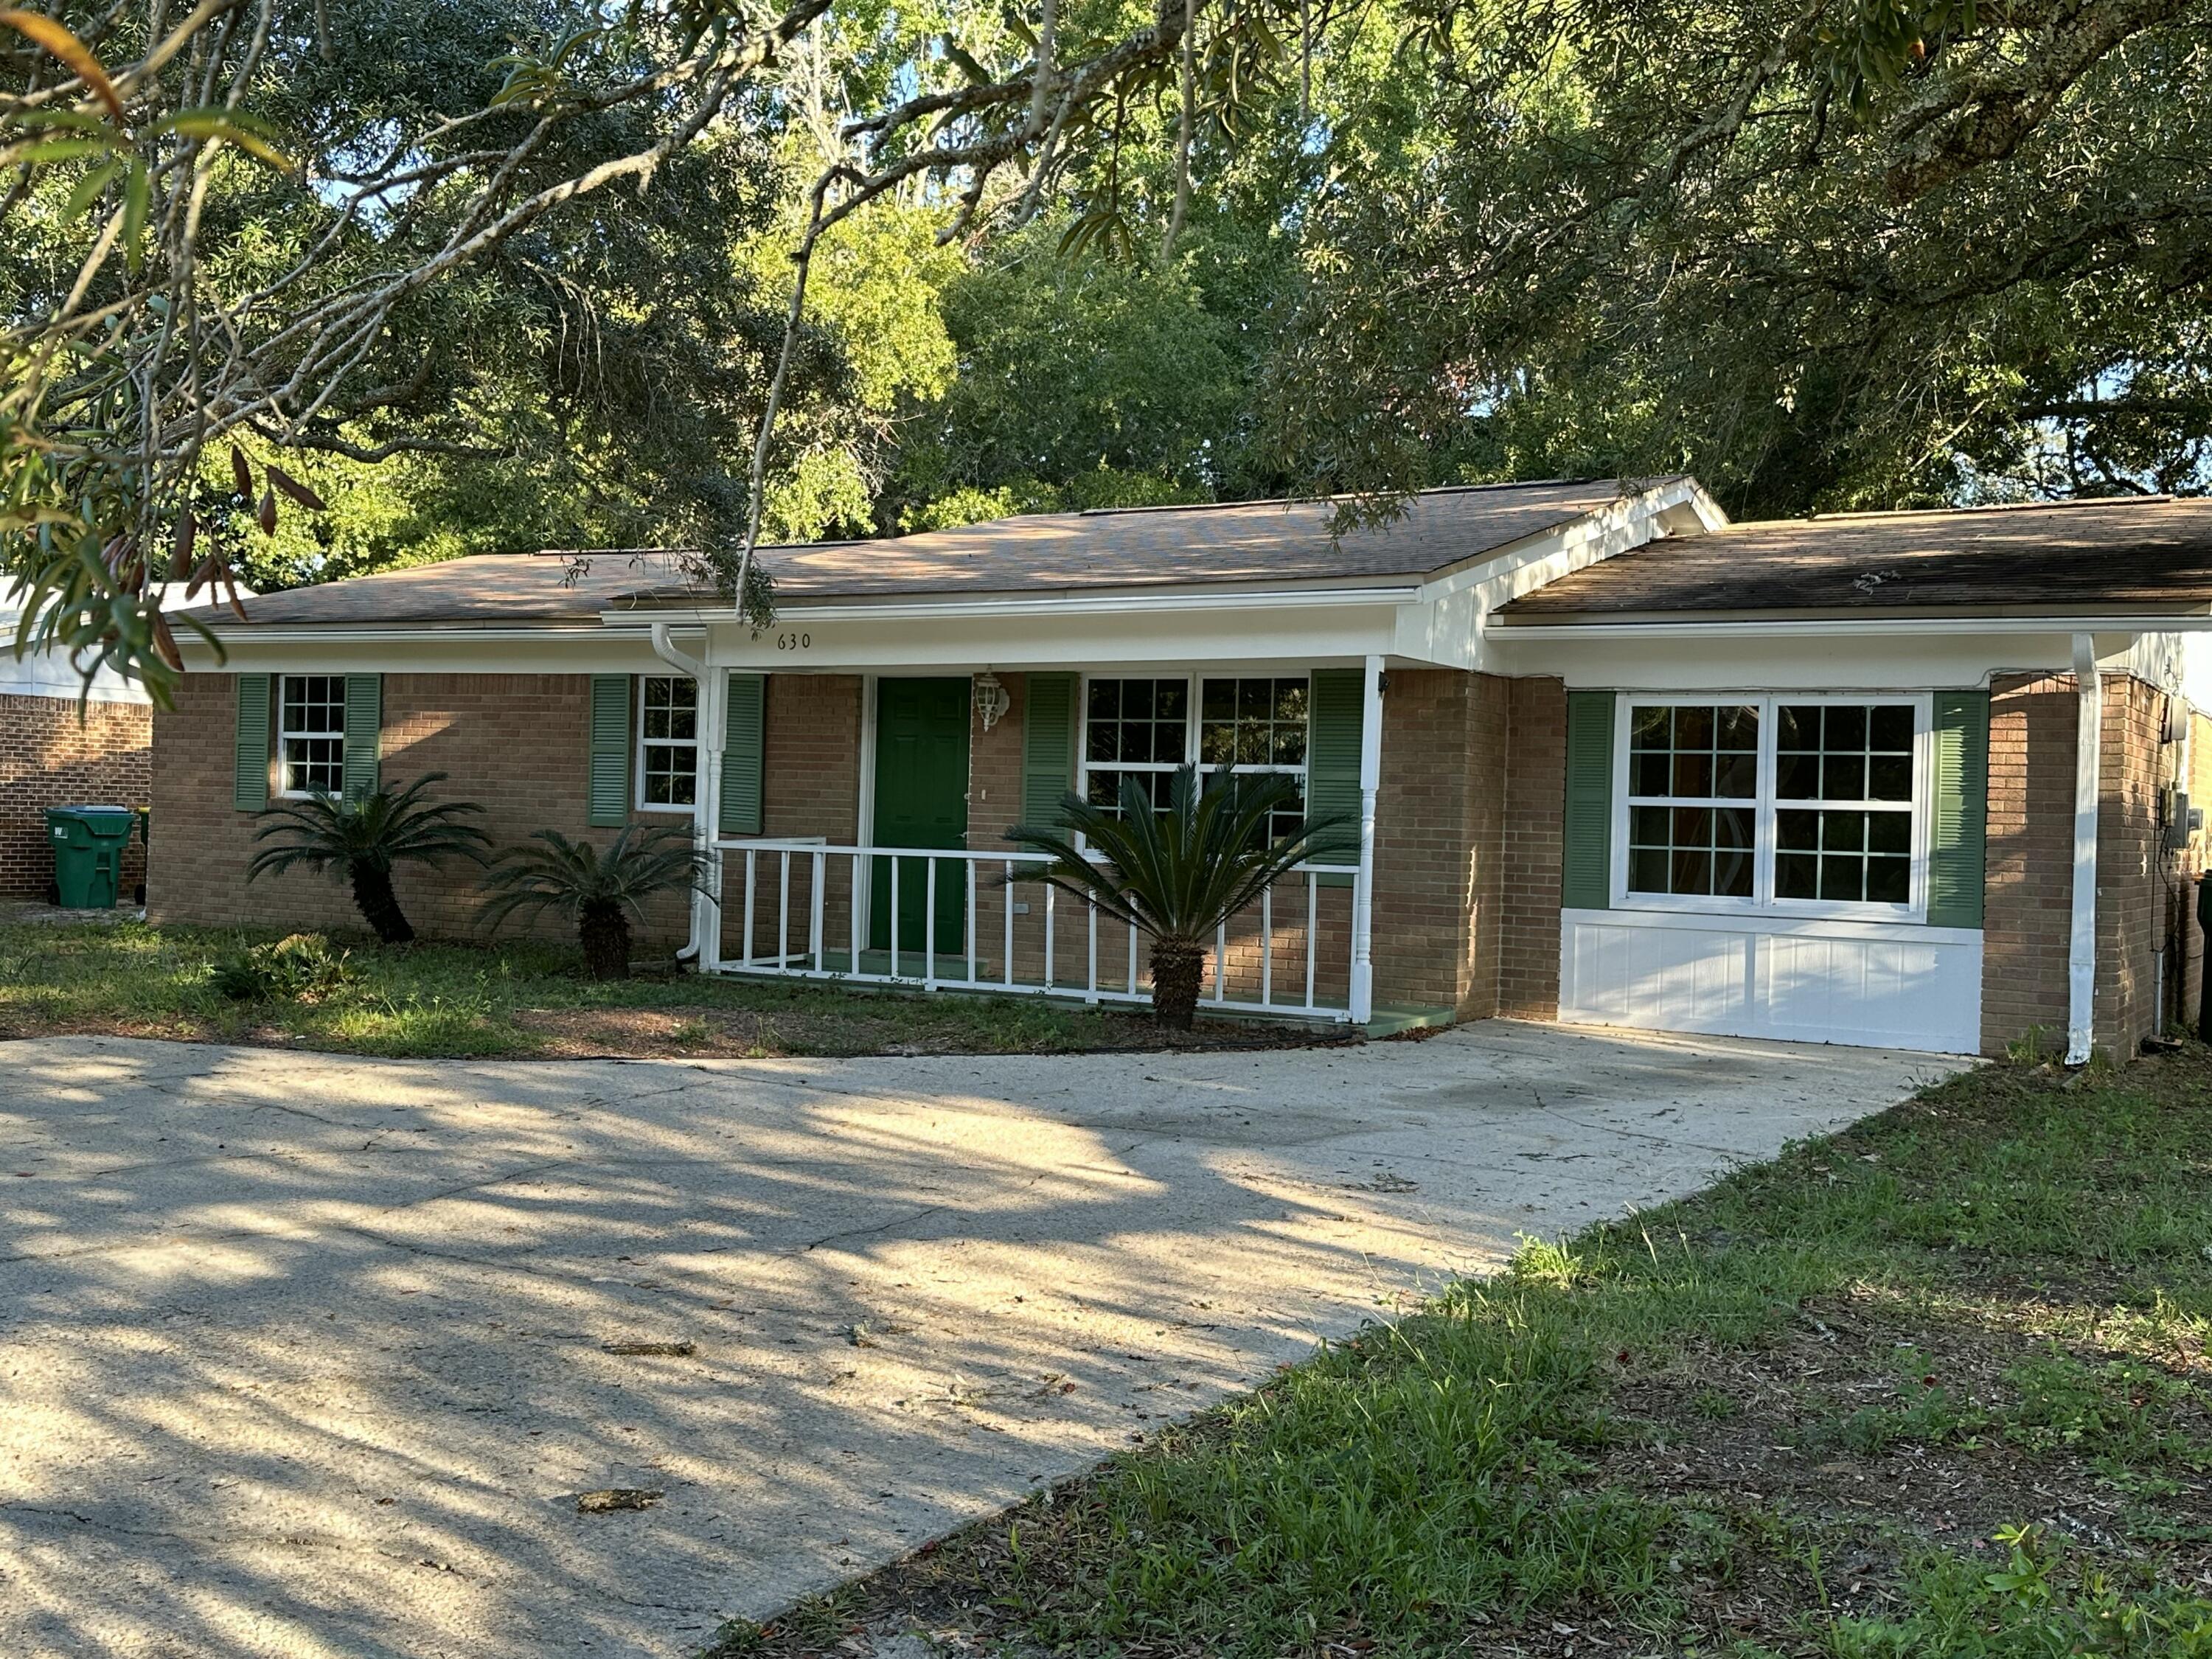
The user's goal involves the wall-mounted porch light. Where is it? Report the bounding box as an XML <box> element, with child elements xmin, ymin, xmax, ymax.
<box><xmin>974</xmin><ymin>670</ymin><xmax>1011</xmax><ymax>731</ymax></box>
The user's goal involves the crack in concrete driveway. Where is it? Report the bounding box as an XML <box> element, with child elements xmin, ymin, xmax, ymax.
<box><xmin>0</xmin><ymin>1022</ymin><xmax>1964</xmax><ymax>1658</ymax></box>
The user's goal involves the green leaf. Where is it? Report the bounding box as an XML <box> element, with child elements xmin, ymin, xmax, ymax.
<box><xmin>119</xmin><ymin>156</ymin><xmax>147</xmax><ymax>272</ymax></box>
<box><xmin>58</xmin><ymin>156</ymin><xmax>120</xmax><ymax>222</ymax></box>
<box><xmin>153</xmin><ymin>108</ymin><xmax>295</xmax><ymax>172</ymax></box>
<box><xmin>4</xmin><ymin>135</ymin><xmax>113</xmax><ymax>165</ymax></box>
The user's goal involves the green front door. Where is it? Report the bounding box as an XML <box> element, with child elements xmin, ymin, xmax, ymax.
<box><xmin>871</xmin><ymin>677</ymin><xmax>970</xmax><ymax>956</ymax></box>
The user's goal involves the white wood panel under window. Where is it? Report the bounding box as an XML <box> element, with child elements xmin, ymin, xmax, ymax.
<box><xmin>1559</xmin><ymin>908</ymin><xmax>1982</xmax><ymax>1054</ymax></box>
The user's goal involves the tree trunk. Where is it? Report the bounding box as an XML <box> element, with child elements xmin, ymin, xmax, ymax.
<box><xmin>349</xmin><ymin>863</ymin><xmax>414</xmax><ymax>945</ymax></box>
<box><xmin>1150</xmin><ymin>934</ymin><xmax>1205</xmax><ymax>1030</ymax></box>
<box><xmin>580</xmin><ymin>902</ymin><xmax>632</xmax><ymax>981</ymax></box>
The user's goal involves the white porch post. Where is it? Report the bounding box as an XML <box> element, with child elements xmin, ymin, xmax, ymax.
<box><xmin>650</xmin><ymin>622</ymin><xmax>724</xmax><ymax>973</ymax></box>
<box><xmin>695</xmin><ymin>661</ymin><xmax>727</xmax><ymax>973</ymax></box>
<box><xmin>2066</xmin><ymin>632</ymin><xmax>2101</xmax><ymax>1065</ymax></box>
<box><xmin>1349</xmin><ymin>653</ymin><xmax>1384</xmax><ymax>1024</ymax></box>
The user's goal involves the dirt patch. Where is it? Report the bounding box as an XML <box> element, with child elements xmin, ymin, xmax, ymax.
<box><xmin>1592</xmin><ymin>1294</ymin><xmax>2212</xmax><ymax>1623</ymax></box>
<box><xmin>509</xmin><ymin>1002</ymin><xmax>1343</xmax><ymax>1059</ymax></box>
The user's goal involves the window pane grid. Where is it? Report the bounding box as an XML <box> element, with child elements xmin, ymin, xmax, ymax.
<box><xmin>1083</xmin><ymin>675</ymin><xmax>1311</xmax><ymax>840</ymax></box>
<box><xmin>1623</xmin><ymin>698</ymin><xmax>1919</xmax><ymax>912</ymax></box>
<box><xmin>279</xmin><ymin>675</ymin><xmax>347</xmax><ymax>796</ymax></box>
<box><xmin>1624</xmin><ymin>703</ymin><xmax>1759</xmax><ymax>898</ymax></box>
<box><xmin>1085</xmin><ymin>676</ymin><xmax>1189</xmax><ymax>818</ymax></box>
<box><xmin>639</xmin><ymin>675</ymin><xmax>699</xmax><ymax>808</ymax></box>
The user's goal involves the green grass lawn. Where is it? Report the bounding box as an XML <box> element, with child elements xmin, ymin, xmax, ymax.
<box><xmin>714</xmin><ymin>1053</ymin><xmax>2212</xmax><ymax>1658</ymax></box>
<box><xmin>0</xmin><ymin>916</ymin><xmax>1316</xmax><ymax>1059</ymax></box>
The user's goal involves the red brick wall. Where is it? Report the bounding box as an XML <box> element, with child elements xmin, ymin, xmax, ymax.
<box><xmin>1499</xmin><ymin>676</ymin><xmax>1566</xmax><ymax>1018</ymax></box>
<box><xmin>721</xmin><ymin>673</ymin><xmax>862</xmax><ymax>963</ymax></box>
<box><xmin>1</xmin><ymin>692</ymin><xmax>150</xmax><ymax>899</ymax></box>
<box><xmin>967</xmin><ymin>672</ymin><xmax>1027</xmax><ymax>852</ymax></box>
<box><xmin>150</xmin><ymin>672</ymin><xmax>685</xmax><ymax>946</ymax></box>
<box><xmin>1368</xmin><ymin>668</ymin><xmax>1519</xmax><ymax>1018</ymax></box>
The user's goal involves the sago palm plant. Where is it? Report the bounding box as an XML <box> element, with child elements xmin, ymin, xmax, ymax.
<box><xmin>478</xmin><ymin>825</ymin><xmax>709</xmax><ymax>981</ymax></box>
<box><xmin>1009</xmin><ymin>765</ymin><xmax>1353</xmax><ymax>1029</ymax></box>
<box><xmin>248</xmin><ymin>773</ymin><xmax>490</xmax><ymax>945</ymax></box>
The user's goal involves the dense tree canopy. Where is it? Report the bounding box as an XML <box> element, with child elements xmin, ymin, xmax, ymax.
<box><xmin>6</xmin><ymin>0</ymin><xmax>2208</xmax><ymax>694</ymax></box>
<box><xmin>1255</xmin><ymin>0</ymin><xmax>2212</xmax><ymax>515</ymax></box>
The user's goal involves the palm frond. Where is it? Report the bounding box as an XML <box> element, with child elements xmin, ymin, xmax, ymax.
<box><xmin>477</xmin><ymin>825</ymin><xmax>711</xmax><ymax>933</ymax></box>
<box><xmin>1007</xmin><ymin>765</ymin><xmax>1356</xmax><ymax>944</ymax></box>
<box><xmin>246</xmin><ymin>773</ymin><xmax>490</xmax><ymax>885</ymax></box>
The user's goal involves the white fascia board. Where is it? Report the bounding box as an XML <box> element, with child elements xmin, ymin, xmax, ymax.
<box><xmin>692</xmin><ymin>597</ymin><xmax>1406</xmax><ymax>672</ymax></box>
<box><xmin>1489</xmin><ymin>627</ymin><xmax>2154</xmax><ymax>692</ymax></box>
<box><xmin>616</xmin><ymin>583</ymin><xmax>1424</xmax><ymax>626</ymax></box>
<box><xmin>1491</xmin><ymin>612</ymin><xmax>2212</xmax><ymax>640</ymax></box>
<box><xmin>1385</xmin><ymin>477</ymin><xmax>1717</xmax><ymax>672</ymax></box>
<box><xmin>177</xmin><ymin>627</ymin><xmax>658</xmax><ymax>675</ymax></box>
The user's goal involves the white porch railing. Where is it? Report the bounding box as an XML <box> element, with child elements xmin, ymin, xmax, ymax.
<box><xmin>703</xmin><ymin>839</ymin><xmax>1363</xmax><ymax>1022</ymax></box>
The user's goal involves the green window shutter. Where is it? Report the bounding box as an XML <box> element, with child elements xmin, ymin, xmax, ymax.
<box><xmin>233</xmin><ymin>674</ymin><xmax>271</xmax><ymax>811</ymax></box>
<box><xmin>1927</xmin><ymin>690</ymin><xmax>1990</xmax><ymax>928</ymax></box>
<box><xmin>1021</xmin><ymin>672</ymin><xmax>1077</xmax><ymax>828</ymax></box>
<box><xmin>1562</xmin><ymin>690</ymin><xmax>1616</xmax><ymax>910</ymax></box>
<box><xmin>1307</xmin><ymin>668</ymin><xmax>1364</xmax><ymax>886</ymax></box>
<box><xmin>588</xmin><ymin>675</ymin><xmax>633</xmax><ymax>827</ymax></box>
<box><xmin>341</xmin><ymin>674</ymin><xmax>381</xmax><ymax>801</ymax></box>
<box><xmin>720</xmin><ymin>672</ymin><xmax>765</xmax><ymax>835</ymax></box>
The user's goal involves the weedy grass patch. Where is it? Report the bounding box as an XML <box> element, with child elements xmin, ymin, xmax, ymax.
<box><xmin>0</xmin><ymin>917</ymin><xmax>1322</xmax><ymax>1059</ymax></box>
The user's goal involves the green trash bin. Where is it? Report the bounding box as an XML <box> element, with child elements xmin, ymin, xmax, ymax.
<box><xmin>46</xmin><ymin>805</ymin><xmax>137</xmax><ymax>909</ymax></box>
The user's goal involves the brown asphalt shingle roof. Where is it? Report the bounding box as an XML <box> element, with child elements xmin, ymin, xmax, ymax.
<box><xmin>202</xmin><ymin>479</ymin><xmax>1641</xmax><ymax>627</ymax></box>
<box><xmin>1496</xmin><ymin>497</ymin><xmax>2212</xmax><ymax>623</ymax></box>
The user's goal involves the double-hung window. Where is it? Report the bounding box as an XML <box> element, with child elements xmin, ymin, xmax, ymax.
<box><xmin>637</xmin><ymin>675</ymin><xmax>699</xmax><ymax>810</ymax></box>
<box><xmin>278</xmin><ymin>675</ymin><xmax>347</xmax><ymax>796</ymax></box>
<box><xmin>1199</xmin><ymin>676</ymin><xmax>1309</xmax><ymax>839</ymax></box>
<box><xmin>1082</xmin><ymin>673</ymin><xmax>1310</xmax><ymax>838</ymax></box>
<box><xmin>1620</xmin><ymin>695</ymin><xmax>1926</xmax><ymax>917</ymax></box>
<box><xmin>1084</xmin><ymin>677</ymin><xmax>1189</xmax><ymax>815</ymax></box>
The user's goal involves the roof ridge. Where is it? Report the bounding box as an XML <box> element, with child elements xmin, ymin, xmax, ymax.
<box><xmin>1799</xmin><ymin>495</ymin><xmax>2177</xmax><ymax>524</ymax></box>
<box><xmin>1074</xmin><ymin>477</ymin><xmax>1613</xmax><ymax>520</ymax></box>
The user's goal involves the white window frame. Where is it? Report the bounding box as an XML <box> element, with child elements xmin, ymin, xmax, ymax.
<box><xmin>1076</xmin><ymin>672</ymin><xmax>1315</xmax><ymax>835</ymax></box>
<box><xmin>276</xmin><ymin>673</ymin><xmax>347</xmax><ymax>799</ymax></box>
<box><xmin>1611</xmin><ymin>691</ymin><xmax>1933</xmax><ymax>922</ymax></box>
<box><xmin>635</xmin><ymin>673</ymin><xmax>700</xmax><ymax>814</ymax></box>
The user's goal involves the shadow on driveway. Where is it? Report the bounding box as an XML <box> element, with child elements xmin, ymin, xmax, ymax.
<box><xmin>0</xmin><ymin>1022</ymin><xmax>1963</xmax><ymax>1657</ymax></box>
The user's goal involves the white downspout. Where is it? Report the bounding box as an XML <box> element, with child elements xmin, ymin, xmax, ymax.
<box><xmin>1349</xmin><ymin>653</ymin><xmax>1383</xmax><ymax>1024</ymax></box>
<box><xmin>650</xmin><ymin>622</ymin><xmax>723</xmax><ymax>968</ymax></box>
<box><xmin>2067</xmin><ymin>632</ymin><xmax>2102</xmax><ymax>1065</ymax></box>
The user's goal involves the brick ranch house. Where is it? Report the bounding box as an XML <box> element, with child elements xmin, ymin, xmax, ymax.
<box><xmin>155</xmin><ymin>478</ymin><xmax>2212</xmax><ymax>1062</ymax></box>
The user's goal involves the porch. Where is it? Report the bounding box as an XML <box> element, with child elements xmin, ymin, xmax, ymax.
<box><xmin>705</xmin><ymin>837</ymin><xmax>1371</xmax><ymax>1023</ymax></box>
<box><xmin>633</xmin><ymin>647</ymin><xmax>1394</xmax><ymax>1025</ymax></box>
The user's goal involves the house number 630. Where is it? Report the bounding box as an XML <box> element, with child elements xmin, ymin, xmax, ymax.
<box><xmin>775</xmin><ymin>632</ymin><xmax>812</xmax><ymax>651</ymax></box>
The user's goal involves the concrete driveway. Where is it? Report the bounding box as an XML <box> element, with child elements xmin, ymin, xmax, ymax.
<box><xmin>0</xmin><ymin>1023</ymin><xmax>1963</xmax><ymax>1658</ymax></box>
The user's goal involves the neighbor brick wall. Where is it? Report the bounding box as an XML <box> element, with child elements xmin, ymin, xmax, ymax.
<box><xmin>2096</xmin><ymin>675</ymin><xmax>2167</xmax><ymax>1057</ymax></box>
<box><xmin>151</xmin><ymin>672</ymin><xmax>686</xmax><ymax>946</ymax></box>
<box><xmin>2185</xmin><ymin>712</ymin><xmax>2212</xmax><ymax>1032</ymax></box>
<box><xmin>1</xmin><ymin>692</ymin><xmax>150</xmax><ymax>899</ymax></box>
<box><xmin>1981</xmin><ymin>669</ymin><xmax>2189</xmax><ymax>1061</ymax></box>
<box><xmin>1498</xmin><ymin>676</ymin><xmax>1567</xmax><ymax>1019</ymax></box>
